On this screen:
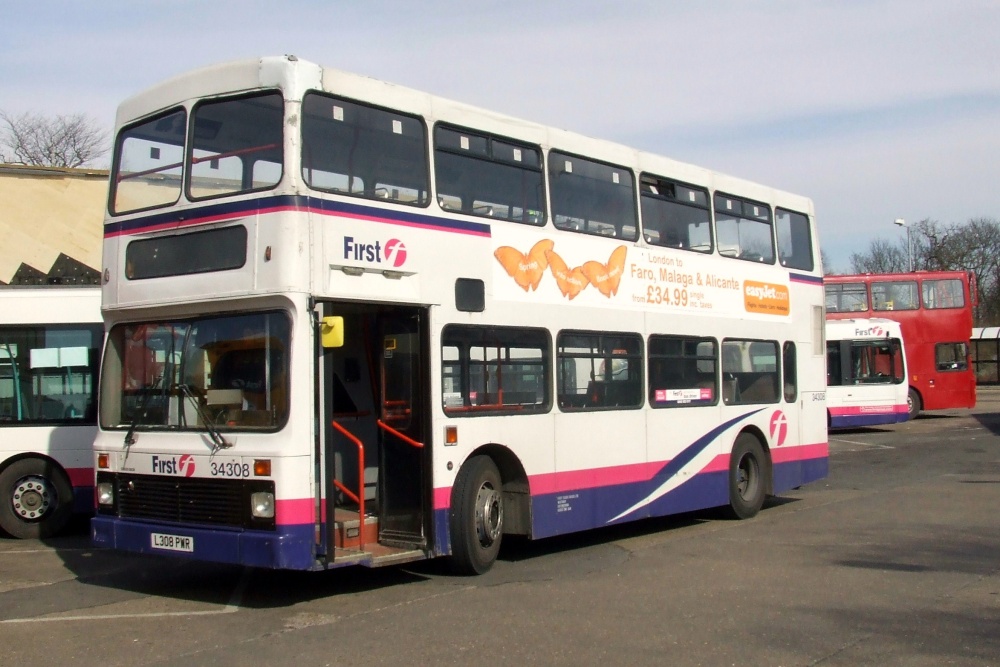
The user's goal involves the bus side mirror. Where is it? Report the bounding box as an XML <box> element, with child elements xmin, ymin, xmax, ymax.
<box><xmin>321</xmin><ymin>316</ymin><xmax>344</xmax><ymax>348</ymax></box>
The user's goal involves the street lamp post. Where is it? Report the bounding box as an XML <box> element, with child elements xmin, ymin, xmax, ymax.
<box><xmin>894</xmin><ymin>218</ymin><xmax>912</xmax><ymax>271</ymax></box>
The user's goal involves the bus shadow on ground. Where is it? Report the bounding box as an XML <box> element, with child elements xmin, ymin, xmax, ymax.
<box><xmin>972</xmin><ymin>412</ymin><xmax>1000</xmax><ymax>436</ymax></box>
<box><xmin>33</xmin><ymin>499</ymin><xmax>799</xmax><ymax>610</ymax></box>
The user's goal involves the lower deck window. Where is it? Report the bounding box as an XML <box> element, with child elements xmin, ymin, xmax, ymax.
<box><xmin>442</xmin><ymin>325</ymin><xmax>550</xmax><ymax>415</ymax></box>
<box><xmin>722</xmin><ymin>339</ymin><xmax>780</xmax><ymax>404</ymax></box>
<box><xmin>936</xmin><ymin>342</ymin><xmax>969</xmax><ymax>372</ymax></box>
<box><xmin>557</xmin><ymin>331</ymin><xmax>643</xmax><ymax>410</ymax></box>
<box><xmin>648</xmin><ymin>335</ymin><xmax>717</xmax><ymax>407</ymax></box>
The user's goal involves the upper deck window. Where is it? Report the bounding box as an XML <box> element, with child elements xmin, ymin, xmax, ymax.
<box><xmin>549</xmin><ymin>151</ymin><xmax>638</xmax><ymax>241</ymax></box>
<box><xmin>714</xmin><ymin>194</ymin><xmax>774</xmax><ymax>264</ymax></box>
<box><xmin>434</xmin><ymin>125</ymin><xmax>545</xmax><ymax>225</ymax></box>
<box><xmin>639</xmin><ymin>174</ymin><xmax>712</xmax><ymax>253</ymax></box>
<box><xmin>776</xmin><ymin>208</ymin><xmax>814</xmax><ymax>271</ymax></box>
<box><xmin>110</xmin><ymin>108</ymin><xmax>186</xmax><ymax>215</ymax></box>
<box><xmin>872</xmin><ymin>281</ymin><xmax>918</xmax><ymax>311</ymax></box>
<box><xmin>825</xmin><ymin>282</ymin><xmax>868</xmax><ymax>313</ymax></box>
<box><xmin>188</xmin><ymin>92</ymin><xmax>284</xmax><ymax>201</ymax></box>
<box><xmin>922</xmin><ymin>278</ymin><xmax>966</xmax><ymax>309</ymax></box>
<box><xmin>301</xmin><ymin>93</ymin><xmax>429</xmax><ymax>207</ymax></box>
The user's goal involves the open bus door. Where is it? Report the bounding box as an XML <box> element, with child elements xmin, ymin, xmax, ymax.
<box><xmin>318</xmin><ymin>303</ymin><xmax>428</xmax><ymax>567</ymax></box>
<box><xmin>376</xmin><ymin>313</ymin><xmax>427</xmax><ymax>546</ymax></box>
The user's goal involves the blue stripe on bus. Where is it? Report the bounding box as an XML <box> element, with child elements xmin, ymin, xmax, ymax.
<box><xmin>830</xmin><ymin>413</ymin><xmax>909</xmax><ymax>429</ymax></box>
<box><xmin>430</xmin><ymin>455</ymin><xmax>828</xmax><ymax>551</ymax></box>
<box><xmin>72</xmin><ymin>486</ymin><xmax>95</xmax><ymax>514</ymax></box>
<box><xmin>788</xmin><ymin>271</ymin><xmax>824</xmax><ymax>285</ymax></box>
<box><xmin>432</xmin><ymin>408</ymin><xmax>826</xmax><ymax>554</ymax></box>
<box><xmin>104</xmin><ymin>195</ymin><xmax>492</xmax><ymax>238</ymax></box>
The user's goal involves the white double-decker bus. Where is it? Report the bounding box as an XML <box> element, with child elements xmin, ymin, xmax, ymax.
<box><xmin>1</xmin><ymin>287</ymin><xmax>102</xmax><ymax>538</ymax></box>
<box><xmin>93</xmin><ymin>56</ymin><xmax>828</xmax><ymax>573</ymax></box>
<box><xmin>825</xmin><ymin>318</ymin><xmax>908</xmax><ymax>429</ymax></box>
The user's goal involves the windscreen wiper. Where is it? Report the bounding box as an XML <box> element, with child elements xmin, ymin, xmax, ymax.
<box><xmin>123</xmin><ymin>373</ymin><xmax>165</xmax><ymax>450</ymax></box>
<box><xmin>175</xmin><ymin>383</ymin><xmax>233</xmax><ymax>454</ymax></box>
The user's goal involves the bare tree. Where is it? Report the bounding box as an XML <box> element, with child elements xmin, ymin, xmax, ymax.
<box><xmin>0</xmin><ymin>110</ymin><xmax>109</xmax><ymax>168</ymax></box>
<box><xmin>849</xmin><ymin>237</ymin><xmax>908</xmax><ymax>274</ymax></box>
<box><xmin>848</xmin><ymin>217</ymin><xmax>1000</xmax><ymax>325</ymax></box>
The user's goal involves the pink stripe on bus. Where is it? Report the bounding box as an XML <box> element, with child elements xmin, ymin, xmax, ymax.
<box><xmin>431</xmin><ymin>442</ymin><xmax>828</xmax><ymax>509</ymax></box>
<box><xmin>829</xmin><ymin>404</ymin><xmax>908</xmax><ymax>416</ymax></box>
<box><xmin>276</xmin><ymin>497</ymin><xmax>314</xmax><ymax>525</ymax></box>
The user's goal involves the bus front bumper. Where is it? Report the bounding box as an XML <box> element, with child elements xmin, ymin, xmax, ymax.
<box><xmin>91</xmin><ymin>516</ymin><xmax>316</xmax><ymax>570</ymax></box>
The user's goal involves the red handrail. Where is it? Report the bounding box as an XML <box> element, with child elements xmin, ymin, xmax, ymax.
<box><xmin>376</xmin><ymin>419</ymin><xmax>425</xmax><ymax>449</ymax></box>
<box><xmin>330</xmin><ymin>420</ymin><xmax>365</xmax><ymax>551</ymax></box>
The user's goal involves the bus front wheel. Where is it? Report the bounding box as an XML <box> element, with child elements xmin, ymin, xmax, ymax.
<box><xmin>907</xmin><ymin>388</ymin><xmax>921</xmax><ymax>420</ymax></box>
<box><xmin>450</xmin><ymin>455</ymin><xmax>504</xmax><ymax>575</ymax></box>
<box><xmin>0</xmin><ymin>457</ymin><xmax>74</xmax><ymax>539</ymax></box>
<box><xmin>726</xmin><ymin>434</ymin><xmax>767</xmax><ymax>520</ymax></box>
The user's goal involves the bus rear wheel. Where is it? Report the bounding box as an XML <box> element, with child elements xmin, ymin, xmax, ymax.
<box><xmin>450</xmin><ymin>455</ymin><xmax>504</xmax><ymax>575</ymax></box>
<box><xmin>907</xmin><ymin>388</ymin><xmax>921</xmax><ymax>420</ymax></box>
<box><xmin>726</xmin><ymin>434</ymin><xmax>767</xmax><ymax>520</ymax></box>
<box><xmin>0</xmin><ymin>458</ymin><xmax>73</xmax><ymax>539</ymax></box>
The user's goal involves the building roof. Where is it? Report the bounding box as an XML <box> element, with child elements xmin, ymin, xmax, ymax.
<box><xmin>0</xmin><ymin>164</ymin><xmax>107</xmax><ymax>285</ymax></box>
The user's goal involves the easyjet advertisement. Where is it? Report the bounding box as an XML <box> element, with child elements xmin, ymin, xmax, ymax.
<box><xmin>491</xmin><ymin>228</ymin><xmax>791</xmax><ymax>317</ymax></box>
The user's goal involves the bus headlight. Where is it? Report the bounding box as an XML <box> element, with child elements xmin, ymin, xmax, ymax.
<box><xmin>251</xmin><ymin>491</ymin><xmax>275</xmax><ymax>518</ymax></box>
<box><xmin>97</xmin><ymin>482</ymin><xmax>114</xmax><ymax>506</ymax></box>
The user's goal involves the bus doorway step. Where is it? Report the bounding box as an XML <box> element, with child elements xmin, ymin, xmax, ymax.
<box><xmin>333</xmin><ymin>508</ymin><xmax>378</xmax><ymax>549</ymax></box>
<box><xmin>333</xmin><ymin>545</ymin><xmax>428</xmax><ymax>568</ymax></box>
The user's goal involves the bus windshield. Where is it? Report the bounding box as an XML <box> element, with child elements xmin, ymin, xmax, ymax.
<box><xmin>100</xmin><ymin>311</ymin><xmax>290</xmax><ymax>431</ymax></box>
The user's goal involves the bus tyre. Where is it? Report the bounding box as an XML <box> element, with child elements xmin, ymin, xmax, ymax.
<box><xmin>450</xmin><ymin>455</ymin><xmax>503</xmax><ymax>575</ymax></box>
<box><xmin>907</xmin><ymin>388</ymin><xmax>921</xmax><ymax>420</ymax></box>
<box><xmin>0</xmin><ymin>458</ymin><xmax>73</xmax><ymax>539</ymax></box>
<box><xmin>726</xmin><ymin>434</ymin><xmax>767</xmax><ymax>520</ymax></box>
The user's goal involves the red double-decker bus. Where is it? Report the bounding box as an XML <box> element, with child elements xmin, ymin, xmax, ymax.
<box><xmin>825</xmin><ymin>271</ymin><xmax>977</xmax><ymax>419</ymax></box>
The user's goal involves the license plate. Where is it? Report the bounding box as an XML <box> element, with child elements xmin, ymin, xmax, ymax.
<box><xmin>151</xmin><ymin>532</ymin><xmax>194</xmax><ymax>553</ymax></box>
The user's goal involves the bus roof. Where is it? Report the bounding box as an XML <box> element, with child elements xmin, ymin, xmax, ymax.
<box><xmin>825</xmin><ymin>270</ymin><xmax>971</xmax><ymax>283</ymax></box>
<box><xmin>115</xmin><ymin>55</ymin><xmax>814</xmax><ymax>216</ymax></box>
<box><xmin>0</xmin><ymin>287</ymin><xmax>101</xmax><ymax>326</ymax></box>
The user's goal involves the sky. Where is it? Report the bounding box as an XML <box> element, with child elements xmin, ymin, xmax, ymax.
<box><xmin>3</xmin><ymin>0</ymin><xmax>999</xmax><ymax>273</ymax></box>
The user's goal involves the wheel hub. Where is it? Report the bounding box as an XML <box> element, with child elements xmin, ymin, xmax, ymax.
<box><xmin>737</xmin><ymin>455</ymin><xmax>758</xmax><ymax>500</ymax></box>
<box><xmin>11</xmin><ymin>476</ymin><xmax>53</xmax><ymax>521</ymax></box>
<box><xmin>474</xmin><ymin>482</ymin><xmax>503</xmax><ymax>547</ymax></box>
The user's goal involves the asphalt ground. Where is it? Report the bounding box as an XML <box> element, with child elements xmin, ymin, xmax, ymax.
<box><xmin>2</xmin><ymin>391</ymin><xmax>999</xmax><ymax>666</ymax></box>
